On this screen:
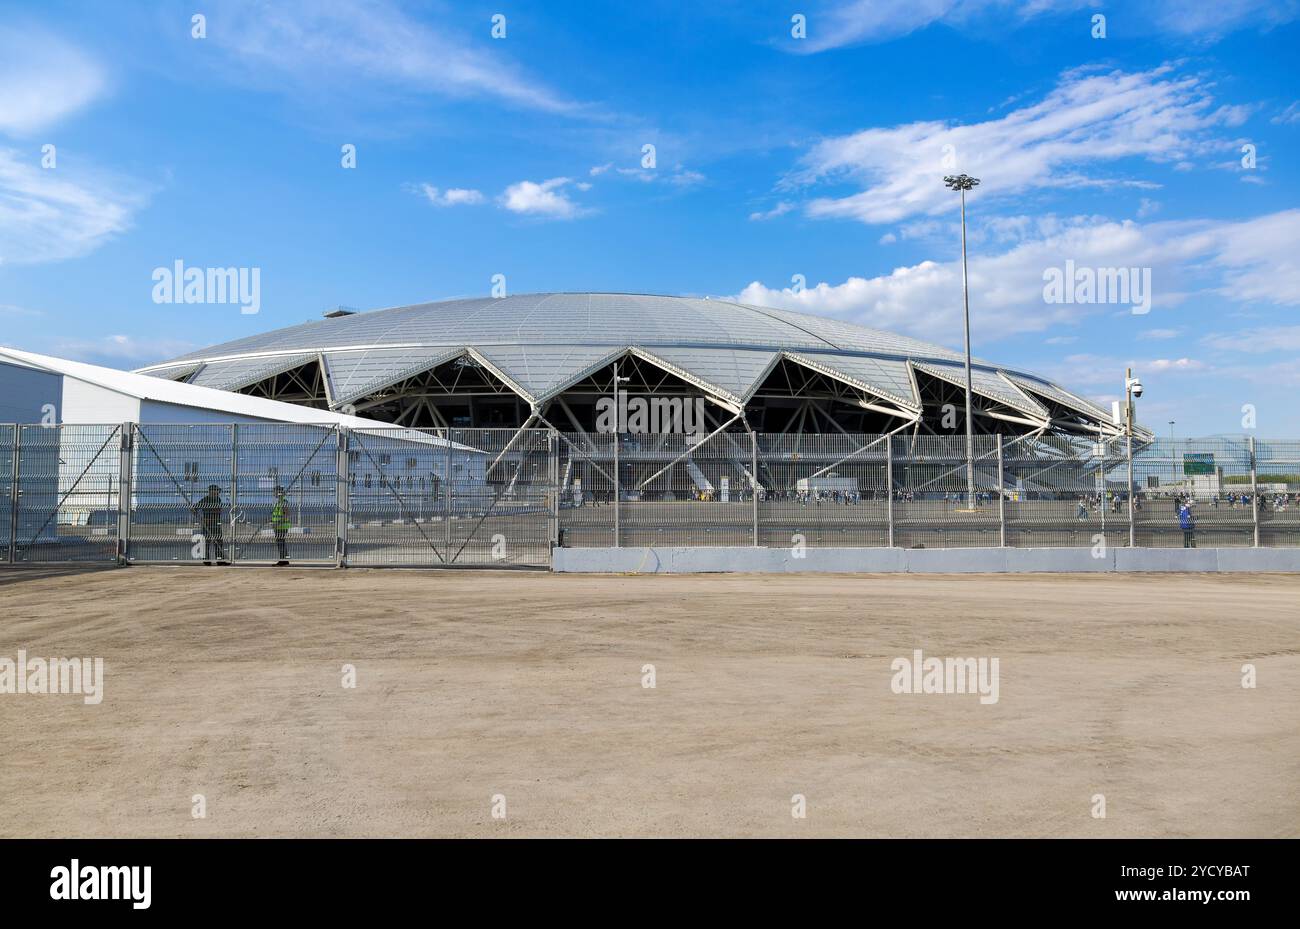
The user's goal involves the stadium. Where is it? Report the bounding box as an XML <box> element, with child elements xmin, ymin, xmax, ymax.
<box><xmin>136</xmin><ymin>292</ymin><xmax>1132</xmax><ymax>441</ymax></box>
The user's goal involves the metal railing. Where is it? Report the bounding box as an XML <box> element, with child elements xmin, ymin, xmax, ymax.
<box><xmin>2</xmin><ymin>424</ymin><xmax>1298</xmax><ymax>566</ymax></box>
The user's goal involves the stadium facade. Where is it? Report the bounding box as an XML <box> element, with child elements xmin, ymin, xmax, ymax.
<box><xmin>136</xmin><ymin>293</ymin><xmax>1142</xmax><ymax>441</ymax></box>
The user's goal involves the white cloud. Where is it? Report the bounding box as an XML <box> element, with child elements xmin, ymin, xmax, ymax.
<box><xmin>733</xmin><ymin>209</ymin><xmax>1300</xmax><ymax>347</ymax></box>
<box><xmin>611</xmin><ymin>164</ymin><xmax>706</xmax><ymax>187</ymax></box>
<box><xmin>1203</xmin><ymin>325</ymin><xmax>1300</xmax><ymax>354</ymax></box>
<box><xmin>52</xmin><ymin>334</ymin><xmax>196</xmax><ymax>369</ymax></box>
<box><xmin>409</xmin><ymin>183</ymin><xmax>484</xmax><ymax>207</ymax></box>
<box><xmin>1273</xmin><ymin>101</ymin><xmax>1300</xmax><ymax>125</ymax></box>
<box><xmin>1137</xmin><ymin>328</ymin><xmax>1182</xmax><ymax>340</ymax></box>
<box><xmin>0</xmin><ymin>303</ymin><xmax>42</xmax><ymax>317</ymax></box>
<box><xmin>209</xmin><ymin>0</ymin><xmax>584</xmax><ymax>114</ymax></box>
<box><xmin>749</xmin><ymin>201</ymin><xmax>794</xmax><ymax>221</ymax></box>
<box><xmin>0</xmin><ymin>149</ymin><xmax>142</xmax><ymax>265</ymax></box>
<box><xmin>498</xmin><ymin>177</ymin><xmax>586</xmax><ymax>219</ymax></box>
<box><xmin>793</xmin><ymin>0</ymin><xmax>1300</xmax><ymax>53</ymax></box>
<box><xmin>0</xmin><ymin>26</ymin><xmax>106</xmax><ymax>135</ymax></box>
<box><xmin>589</xmin><ymin>163</ymin><xmax>614</xmax><ymax>176</ymax></box>
<box><xmin>1146</xmin><ymin>357</ymin><xmax>1205</xmax><ymax>372</ymax></box>
<box><xmin>790</xmin><ymin>66</ymin><xmax>1242</xmax><ymax>225</ymax></box>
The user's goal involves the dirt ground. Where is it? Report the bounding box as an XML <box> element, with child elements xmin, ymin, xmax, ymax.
<box><xmin>1</xmin><ymin>565</ymin><xmax>1297</xmax><ymax>838</ymax></box>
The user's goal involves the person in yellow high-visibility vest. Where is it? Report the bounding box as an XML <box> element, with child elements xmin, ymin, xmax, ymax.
<box><xmin>271</xmin><ymin>485</ymin><xmax>291</xmax><ymax>566</ymax></box>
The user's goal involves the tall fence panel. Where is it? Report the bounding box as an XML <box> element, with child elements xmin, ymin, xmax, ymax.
<box><xmin>230</xmin><ymin>424</ymin><xmax>339</xmax><ymax>565</ymax></box>
<box><xmin>11</xmin><ymin>423</ymin><xmax>122</xmax><ymax>563</ymax></box>
<box><xmin>0</xmin><ymin>425</ymin><xmax>13</xmax><ymax>563</ymax></box>
<box><xmin>1002</xmin><ymin>434</ymin><xmax>1129</xmax><ymax>550</ymax></box>
<box><xmin>128</xmin><ymin>424</ymin><xmax>236</xmax><ymax>564</ymax></box>
<box><xmin>1255</xmin><ymin>439</ymin><xmax>1300</xmax><ymax>547</ymax></box>
<box><xmin>345</xmin><ymin>427</ymin><xmax>553</xmax><ymax>567</ymax></box>
<box><xmin>891</xmin><ymin>434</ymin><xmax>1001</xmax><ymax>548</ymax></box>
<box><xmin>556</xmin><ymin>431</ymin><xmax>616</xmax><ymax>548</ymax></box>
<box><xmin>620</xmin><ymin>428</ymin><xmax>756</xmax><ymax>547</ymax></box>
<box><xmin>757</xmin><ymin>433</ymin><xmax>888</xmax><ymax>548</ymax></box>
<box><xmin>447</xmin><ymin>427</ymin><xmax>553</xmax><ymax>566</ymax></box>
<box><xmin>1131</xmin><ymin>438</ymin><xmax>1255</xmax><ymax>548</ymax></box>
<box><xmin>345</xmin><ymin>426</ymin><xmax>454</xmax><ymax>566</ymax></box>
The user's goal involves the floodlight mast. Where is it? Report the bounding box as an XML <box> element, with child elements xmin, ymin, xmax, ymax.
<box><xmin>944</xmin><ymin>173</ymin><xmax>980</xmax><ymax>509</ymax></box>
<box><xmin>1124</xmin><ymin>367</ymin><xmax>1143</xmax><ymax>547</ymax></box>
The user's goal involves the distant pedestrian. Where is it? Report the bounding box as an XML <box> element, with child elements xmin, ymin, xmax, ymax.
<box><xmin>193</xmin><ymin>484</ymin><xmax>227</xmax><ymax>565</ymax></box>
<box><xmin>271</xmin><ymin>485</ymin><xmax>291</xmax><ymax>566</ymax></box>
<box><xmin>1179</xmin><ymin>502</ymin><xmax>1197</xmax><ymax>548</ymax></box>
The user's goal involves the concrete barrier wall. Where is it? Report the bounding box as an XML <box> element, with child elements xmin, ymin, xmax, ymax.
<box><xmin>551</xmin><ymin>546</ymin><xmax>1300</xmax><ymax>574</ymax></box>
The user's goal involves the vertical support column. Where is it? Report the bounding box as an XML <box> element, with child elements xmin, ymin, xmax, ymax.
<box><xmin>886</xmin><ymin>434</ymin><xmax>895</xmax><ymax>548</ymax></box>
<box><xmin>1126</xmin><ymin>433</ymin><xmax>1135</xmax><ymax>548</ymax></box>
<box><xmin>117</xmin><ymin>423</ymin><xmax>134</xmax><ymax>565</ymax></box>
<box><xmin>996</xmin><ymin>433</ymin><xmax>1006</xmax><ymax>547</ymax></box>
<box><xmin>1249</xmin><ymin>435</ymin><xmax>1259</xmax><ymax>548</ymax></box>
<box><xmin>444</xmin><ymin>428</ymin><xmax>453</xmax><ymax>558</ymax></box>
<box><xmin>228</xmin><ymin>422</ymin><xmax>239</xmax><ymax>565</ymax></box>
<box><xmin>613</xmin><ymin>431</ymin><xmax>621</xmax><ymax>548</ymax></box>
<box><xmin>548</xmin><ymin>429</ymin><xmax>559</xmax><ymax>548</ymax></box>
<box><xmin>7</xmin><ymin>425</ymin><xmax>20</xmax><ymax>564</ymax></box>
<box><xmin>335</xmin><ymin>426</ymin><xmax>350</xmax><ymax>567</ymax></box>
<box><xmin>751</xmin><ymin>429</ymin><xmax>759</xmax><ymax>547</ymax></box>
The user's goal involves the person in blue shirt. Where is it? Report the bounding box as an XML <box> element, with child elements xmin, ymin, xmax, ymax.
<box><xmin>1178</xmin><ymin>502</ymin><xmax>1197</xmax><ymax>548</ymax></box>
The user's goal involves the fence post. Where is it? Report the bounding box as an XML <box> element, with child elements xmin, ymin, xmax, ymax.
<box><xmin>229</xmin><ymin>423</ymin><xmax>238</xmax><ymax>565</ymax></box>
<box><xmin>1249</xmin><ymin>435</ymin><xmax>1259</xmax><ymax>548</ymax></box>
<box><xmin>885</xmin><ymin>434</ymin><xmax>894</xmax><ymax>547</ymax></box>
<box><xmin>335</xmin><ymin>426</ymin><xmax>350</xmax><ymax>567</ymax></box>
<box><xmin>751</xmin><ymin>430</ymin><xmax>759</xmax><ymax>547</ymax></box>
<box><xmin>117</xmin><ymin>423</ymin><xmax>134</xmax><ymax>565</ymax></box>
<box><xmin>445</xmin><ymin>428</ymin><xmax>453</xmax><ymax>558</ymax></box>
<box><xmin>1127</xmin><ymin>433</ymin><xmax>1135</xmax><ymax>548</ymax></box>
<box><xmin>996</xmin><ymin>433</ymin><xmax>1006</xmax><ymax>547</ymax></box>
<box><xmin>549</xmin><ymin>429</ymin><xmax>559</xmax><ymax>549</ymax></box>
<box><xmin>613</xmin><ymin>432</ymin><xmax>621</xmax><ymax>548</ymax></box>
<box><xmin>7</xmin><ymin>425</ymin><xmax>19</xmax><ymax>564</ymax></box>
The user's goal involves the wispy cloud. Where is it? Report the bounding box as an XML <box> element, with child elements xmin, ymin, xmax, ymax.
<box><xmin>786</xmin><ymin>65</ymin><xmax>1247</xmax><ymax>225</ymax></box>
<box><xmin>208</xmin><ymin>0</ymin><xmax>587</xmax><ymax>115</ymax></box>
<box><xmin>407</xmin><ymin>183</ymin><xmax>484</xmax><ymax>207</ymax></box>
<box><xmin>1203</xmin><ymin>325</ymin><xmax>1300</xmax><ymax>354</ymax></box>
<box><xmin>0</xmin><ymin>25</ymin><xmax>107</xmax><ymax>135</ymax></box>
<box><xmin>749</xmin><ymin>201</ymin><xmax>795</xmax><ymax>221</ymax></box>
<box><xmin>52</xmin><ymin>334</ymin><xmax>196</xmax><ymax>369</ymax></box>
<box><xmin>792</xmin><ymin>0</ymin><xmax>1300</xmax><ymax>53</ymax></box>
<box><xmin>0</xmin><ymin>149</ymin><xmax>143</xmax><ymax>265</ymax></box>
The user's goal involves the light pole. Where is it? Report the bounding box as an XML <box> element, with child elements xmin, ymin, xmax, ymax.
<box><xmin>612</xmin><ymin>359</ymin><xmax>630</xmax><ymax>546</ymax></box>
<box><xmin>945</xmin><ymin>173</ymin><xmax>980</xmax><ymax>508</ymax></box>
<box><xmin>1125</xmin><ymin>368</ymin><xmax>1144</xmax><ymax>547</ymax></box>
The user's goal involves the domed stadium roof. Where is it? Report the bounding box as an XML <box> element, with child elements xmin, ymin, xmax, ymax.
<box><xmin>136</xmin><ymin>292</ymin><xmax>1115</xmax><ymax>430</ymax></box>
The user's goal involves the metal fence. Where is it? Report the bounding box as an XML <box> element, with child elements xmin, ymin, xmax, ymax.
<box><xmin>3</xmin><ymin>424</ymin><xmax>1299</xmax><ymax>566</ymax></box>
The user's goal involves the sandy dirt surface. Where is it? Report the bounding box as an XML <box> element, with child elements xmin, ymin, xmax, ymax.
<box><xmin>1</xmin><ymin>565</ymin><xmax>1297</xmax><ymax>837</ymax></box>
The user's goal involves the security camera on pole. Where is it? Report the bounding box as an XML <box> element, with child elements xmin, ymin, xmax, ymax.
<box><xmin>944</xmin><ymin>173</ymin><xmax>980</xmax><ymax>510</ymax></box>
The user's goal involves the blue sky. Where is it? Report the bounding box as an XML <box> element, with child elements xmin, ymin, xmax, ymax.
<box><xmin>1</xmin><ymin>0</ymin><xmax>1298</xmax><ymax>433</ymax></box>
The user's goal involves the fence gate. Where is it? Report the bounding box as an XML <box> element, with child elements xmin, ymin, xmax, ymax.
<box><xmin>344</xmin><ymin>427</ymin><xmax>554</xmax><ymax>568</ymax></box>
<box><xmin>127</xmin><ymin>423</ymin><xmax>340</xmax><ymax>566</ymax></box>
